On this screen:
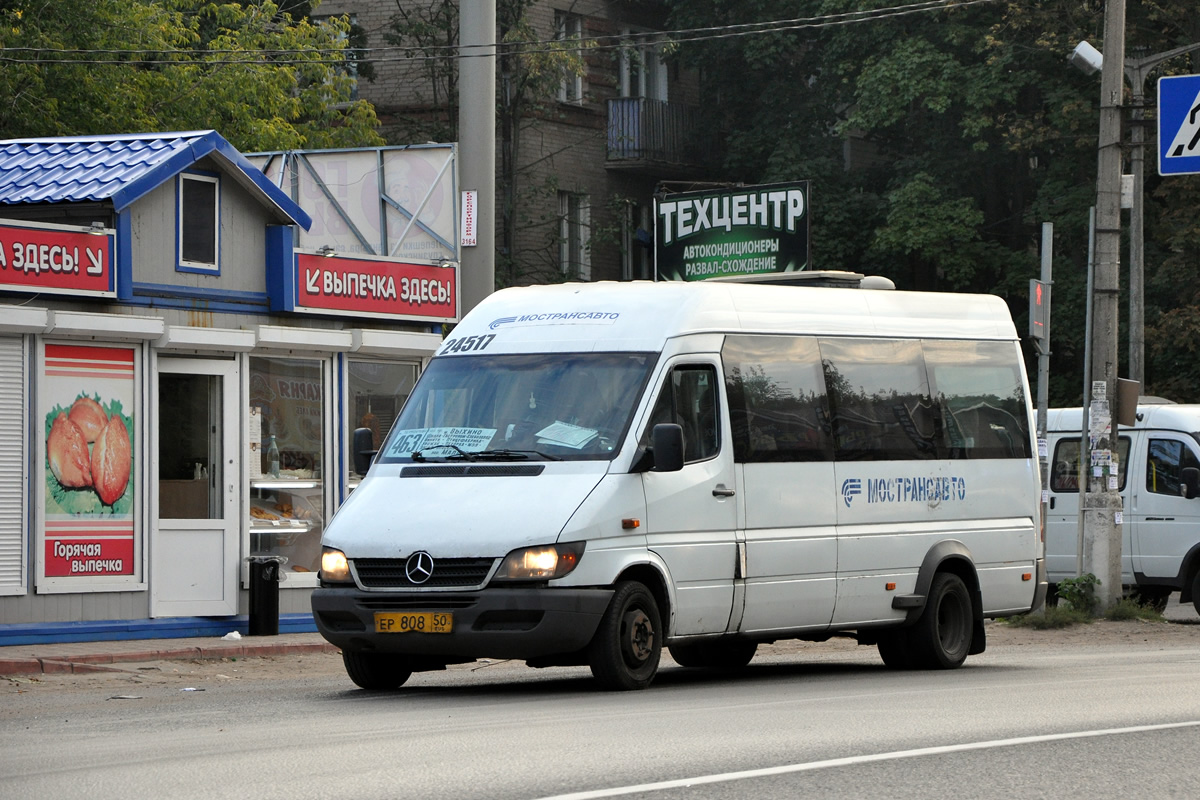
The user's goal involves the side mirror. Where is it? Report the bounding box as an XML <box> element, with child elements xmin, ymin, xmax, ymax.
<box><xmin>1182</xmin><ymin>467</ymin><xmax>1199</xmax><ymax>499</ymax></box>
<box><xmin>651</xmin><ymin>423</ymin><xmax>685</xmax><ymax>473</ymax></box>
<box><xmin>352</xmin><ymin>427</ymin><xmax>378</xmax><ymax>476</ymax></box>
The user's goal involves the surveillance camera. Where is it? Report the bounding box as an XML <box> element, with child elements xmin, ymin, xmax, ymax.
<box><xmin>1070</xmin><ymin>41</ymin><xmax>1103</xmax><ymax>75</ymax></box>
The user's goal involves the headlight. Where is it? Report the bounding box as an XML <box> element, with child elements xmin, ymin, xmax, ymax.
<box><xmin>493</xmin><ymin>542</ymin><xmax>585</xmax><ymax>582</ymax></box>
<box><xmin>320</xmin><ymin>547</ymin><xmax>352</xmax><ymax>584</ymax></box>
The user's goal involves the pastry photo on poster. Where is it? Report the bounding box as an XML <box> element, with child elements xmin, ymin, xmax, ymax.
<box><xmin>45</xmin><ymin>393</ymin><xmax>134</xmax><ymax>513</ymax></box>
<box><xmin>40</xmin><ymin>343</ymin><xmax>137</xmax><ymax>581</ymax></box>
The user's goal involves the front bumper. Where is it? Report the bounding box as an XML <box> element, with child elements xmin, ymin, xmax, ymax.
<box><xmin>311</xmin><ymin>586</ymin><xmax>613</xmax><ymax>661</ymax></box>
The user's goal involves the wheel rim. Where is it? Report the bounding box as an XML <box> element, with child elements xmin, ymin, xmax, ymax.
<box><xmin>621</xmin><ymin>607</ymin><xmax>655</xmax><ymax>667</ymax></box>
<box><xmin>937</xmin><ymin>589</ymin><xmax>969</xmax><ymax>654</ymax></box>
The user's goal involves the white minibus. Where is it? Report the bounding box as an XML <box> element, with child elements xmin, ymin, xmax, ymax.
<box><xmin>312</xmin><ymin>275</ymin><xmax>1045</xmax><ymax>690</ymax></box>
<box><xmin>1045</xmin><ymin>399</ymin><xmax>1200</xmax><ymax>612</ymax></box>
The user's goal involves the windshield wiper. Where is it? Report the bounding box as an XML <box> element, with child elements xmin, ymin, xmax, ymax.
<box><xmin>473</xmin><ymin>448</ymin><xmax>562</xmax><ymax>462</ymax></box>
<box><xmin>411</xmin><ymin>444</ymin><xmax>475</xmax><ymax>462</ymax></box>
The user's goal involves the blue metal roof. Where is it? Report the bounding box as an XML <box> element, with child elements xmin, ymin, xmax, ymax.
<box><xmin>0</xmin><ymin>130</ymin><xmax>311</xmax><ymax>230</ymax></box>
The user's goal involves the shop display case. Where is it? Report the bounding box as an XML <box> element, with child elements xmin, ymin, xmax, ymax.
<box><xmin>248</xmin><ymin>475</ymin><xmax>323</xmax><ymax>574</ymax></box>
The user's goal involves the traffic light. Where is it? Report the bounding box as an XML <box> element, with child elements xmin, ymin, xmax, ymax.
<box><xmin>1029</xmin><ymin>279</ymin><xmax>1050</xmax><ymax>340</ymax></box>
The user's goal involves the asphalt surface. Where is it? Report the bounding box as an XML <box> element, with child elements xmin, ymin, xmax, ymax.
<box><xmin>1</xmin><ymin>591</ymin><xmax>1194</xmax><ymax>678</ymax></box>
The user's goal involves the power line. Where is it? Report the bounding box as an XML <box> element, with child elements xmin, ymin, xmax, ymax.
<box><xmin>0</xmin><ymin>0</ymin><xmax>1002</xmax><ymax>66</ymax></box>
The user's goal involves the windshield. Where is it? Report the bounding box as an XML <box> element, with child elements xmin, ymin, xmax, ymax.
<box><xmin>377</xmin><ymin>352</ymin><xmax>656</xmax><ymax>462</ymax></box>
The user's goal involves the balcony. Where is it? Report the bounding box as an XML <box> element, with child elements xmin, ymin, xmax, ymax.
<box><xmin>606</xmin><ymin>98</ymin><xmax>717</xmax><ymax>173</ymax></box>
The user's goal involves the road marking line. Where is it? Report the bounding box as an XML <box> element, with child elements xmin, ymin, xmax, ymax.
<box><xmin>535</xmin><ymin>720</ymin><xmax>1200</xmax><ymax>800</ymax></box>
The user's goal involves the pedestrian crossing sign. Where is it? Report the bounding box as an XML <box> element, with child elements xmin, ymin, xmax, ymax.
<box><xmin>1159</xmin><ymin>74</ymin><xmax>1200</xmax><ymax>176</ymax></box>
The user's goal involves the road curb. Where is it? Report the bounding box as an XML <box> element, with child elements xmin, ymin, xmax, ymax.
<box><xmin>0</xmin><ymin>642</ymin><xmax>341</xmax><ymax>677</ymax></box>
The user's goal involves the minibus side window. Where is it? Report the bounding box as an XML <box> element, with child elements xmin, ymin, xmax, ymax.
<box><xmin>1051</xmin><ymin>437</ymin><xmax>1132</xmax><ymax>493</ymax></box>
<box><xmin>1146</xmin><ymin>439</ymin><xmax>1200</xmax><ymax>496</ymax></box>
<box><xmin>641</xmin><ymin>365</ymin><xmax>719</xmax><ymax>463</ymax></box>
<box><xmin>923</xmin><ymin>340</ymin><xmax>1033</xmax><ymax>459</ymax></box>
<box><xmin>721</xmin><ymin>334</ymin><xmax>832</xmax><ymax>463</ymax></box>
<box><xmin>819</xmin><ymin>338</ymin><xmax>938</xmax><ymax>461</ymax></box>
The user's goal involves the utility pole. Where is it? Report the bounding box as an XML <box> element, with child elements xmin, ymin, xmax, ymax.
<box><xmin>459</xmin><ymin>0</ymin><xmax>497</xmax><ymax>315</ymax></box>
<box><xmin>1085</xmin><ymin>0</ymin><xmax>1126</xmax><ymax>610</ymax></box>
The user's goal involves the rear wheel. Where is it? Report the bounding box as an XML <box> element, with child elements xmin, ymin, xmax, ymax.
<box><xmin>1192</xmin><ymin>571</ymin><xmax>1200</xmax><ymax>616</ymax></box>
<box><xmin>909</xmin><ymin>572</ymin><xmax>973</xmax><ymax>669</ymax></box>
<box><xmin>342</xmin><ymin>651</ymin><xmax>413</xmax><ymax>691</ymax></box>
<box><xmin>876</xmin><ymin>630</ymin><xmax>917</xmax><ymax>670</ymax></box>
<box><xmin>588</xmin><ymin>581</ymin><xmax>662</xmax><ymax>691</ymax></box>
<box><xmin>669</xmin><ymin>640</ymin><xmax>757</xmax><ymax>670</ymax></box>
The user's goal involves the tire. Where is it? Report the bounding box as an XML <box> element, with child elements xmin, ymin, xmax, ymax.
<box><xmin>908</xmin><ymin>572</ymin><xmax>973</xmax><ymax>670</ymax></box>
<box><xmin>342</xmin><ymin>651</ymin><xmax>413</xmax><ymax>691</ymax></box>
<box><xmin>876</xmin><ymin>630</ymin><xmax>917</xmax><ymax>670</ymax></box>
<box><xmin>587</xmin><ymin>581</ymin><xmax>662</xmax><ymax>691</ymax></box>
<box><xmin>669</xmin><ymin>639</ymin><xmax>757</xmax><ymax>670</ymax></box>
<box><xmin>1192</xmin><ymin>571</ymin><xmax>1200</xmax><ymax>616</ymax></box>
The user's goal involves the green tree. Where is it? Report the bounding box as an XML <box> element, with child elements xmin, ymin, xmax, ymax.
<box><xmin>0</xmin><ymin>0</ymin><xmax>383</xmax><ymax>151</ymax></box>
<box><xmin>666</xmin><ymin>0</ymin><xmax>1200</xmax><ymax>405</ymax></box>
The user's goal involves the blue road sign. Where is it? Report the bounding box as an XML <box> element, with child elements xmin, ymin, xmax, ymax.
<box><xmin>1159</xmin><ymin>74</ymin><xmax>1200</xmax><ymax>176</ymax></box>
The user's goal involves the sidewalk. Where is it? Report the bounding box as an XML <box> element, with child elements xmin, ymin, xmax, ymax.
<box><xmin>0</xmin><ymin>632</ymin><xmax>340</xmax><ymax>677</ymax></box>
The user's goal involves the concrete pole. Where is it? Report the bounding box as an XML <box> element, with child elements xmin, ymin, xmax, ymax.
<box><xmin>459</xmin><ymin>0</ymin><xmax>497</xmax><ymax>315</ymax></box>
<box><xmin>1128</xmin><ymin>77</ymin><xmax>1145</xmax><ymax>387</ymax></box>
<box><xmin>1084</xmin><ymin>0</ymin><xmax>1126</xmax><ymax>611</ymax></box>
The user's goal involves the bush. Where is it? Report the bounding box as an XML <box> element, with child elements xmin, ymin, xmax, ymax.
<box><xmin>1057</xmin><ymin>574</ymin><xmax>1101</xmax><ymax>615</ymax></box>
<box><xmin>1106</xmin><ymin>597</ymin><xmax>1167</xmax><ymax>622</ymax></box>
<box><xmin>1001</xmin><ymin>605</ymin><xmax>1093</xmax><ymax>629</ymax></box>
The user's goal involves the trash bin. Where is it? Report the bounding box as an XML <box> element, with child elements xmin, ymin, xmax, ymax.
<box><xmin>246</xmin><ymin>555</ymin><xmax>287</xmax><ymax>636</ymax></box>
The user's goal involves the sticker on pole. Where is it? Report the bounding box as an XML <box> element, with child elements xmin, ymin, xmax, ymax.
<box><xmin>1158</xmin><ymin>74</ymin><xmax>1200</xmax><ymax>176</ymax></box>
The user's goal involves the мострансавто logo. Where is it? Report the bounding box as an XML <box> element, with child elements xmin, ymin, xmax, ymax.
<box><xmin>841</xmin><ymin>476</ymin><xmax>967</xmax><ymax>508</ymax></box>
<box><xmin>488</xmin><ymin>311</ymin><xmax>621</xmax><ymax>330</ymax></box>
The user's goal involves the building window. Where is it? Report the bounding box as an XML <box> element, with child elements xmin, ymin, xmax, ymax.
<box><xmin>178</xmin><ymin>172</ymin><xmax>219</xmax><ymax>273</ymax></box>
<box><xmin>558</xmin><ymin>191</ymin><xmax>590</xmax><ymax>279</ymax></box>
<box><xmin>555</xmin><ymin>11</ymin><xmax>584</xmax><ymax>104</ymax></box>
<box><xmin>312</xmin><ymin>13</ymin><xmax>360</xmax><ymax>102</ymax></box>
<box><xmin>621</xmin><ymin>202</ymin><xmax>652</xmax><ymax>280</ymax></box>
<box><xmin>620</xmin><ymin>29</ymin><xmax>666</xmax><ymax>101</ymax></box>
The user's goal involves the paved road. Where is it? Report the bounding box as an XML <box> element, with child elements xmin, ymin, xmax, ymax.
<box><xmin>2</xmin><ymin>618</ymin><xmax>1198</xmax><ymax>800</ymax></box>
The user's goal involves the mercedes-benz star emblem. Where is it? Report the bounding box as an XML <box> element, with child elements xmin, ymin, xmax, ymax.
<box><xmin>405</xmin><ymin>551</ymin><xmax>435</xmax><ymax>584</ymax></box>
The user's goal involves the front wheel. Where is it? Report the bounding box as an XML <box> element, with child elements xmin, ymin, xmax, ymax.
<box><xmin>1192</xmin><ymin>571</ymin><xmax>1200</xmax><ymax>616</ymax></box>
<box><xmin>909</xmin><ymin>572</ymin><xmax>973</xmax><ymax>669</ymax></box>
<box><xmin>588</xmin><ymin>581</ymin><xmax>662</xmax><ymax>690</ymax></box>
<box><xmin>342</xmin><ymin>651</ymin><xmax>413</xmax><ymax>691</ymax></box>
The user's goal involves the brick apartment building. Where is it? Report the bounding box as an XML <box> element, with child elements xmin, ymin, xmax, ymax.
<box><xmin>314</xmin><ymin>0</ymin><xmax>718</xmax><ymax>287</ymax></box>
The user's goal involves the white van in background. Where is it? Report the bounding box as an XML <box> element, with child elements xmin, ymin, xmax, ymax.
<box><xmin>312</xmin><ymin>275</ymin><xmax>1045</xmax><ymax>691</ymax></box>
<box><xmin>1045</xmin><ymin>399</ymin><xmax>1200</xmax><ymax>613</ymax></box>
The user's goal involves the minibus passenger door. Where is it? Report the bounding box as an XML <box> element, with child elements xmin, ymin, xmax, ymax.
<box><xmin>1134</xmin><ymin>435</ymin><xmax>1200</xmax><ymax>582</ymax></box>
<box><xmin>640</xmin><ymin>361</ymin><xmax>738</xmax><ymax>637</ymax></box>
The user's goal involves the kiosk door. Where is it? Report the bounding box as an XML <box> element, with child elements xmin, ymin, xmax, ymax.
<box><xmin>151</xmin><ymin>357</ymin><xmax>240</xmax><ymax>617</ymax></box>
